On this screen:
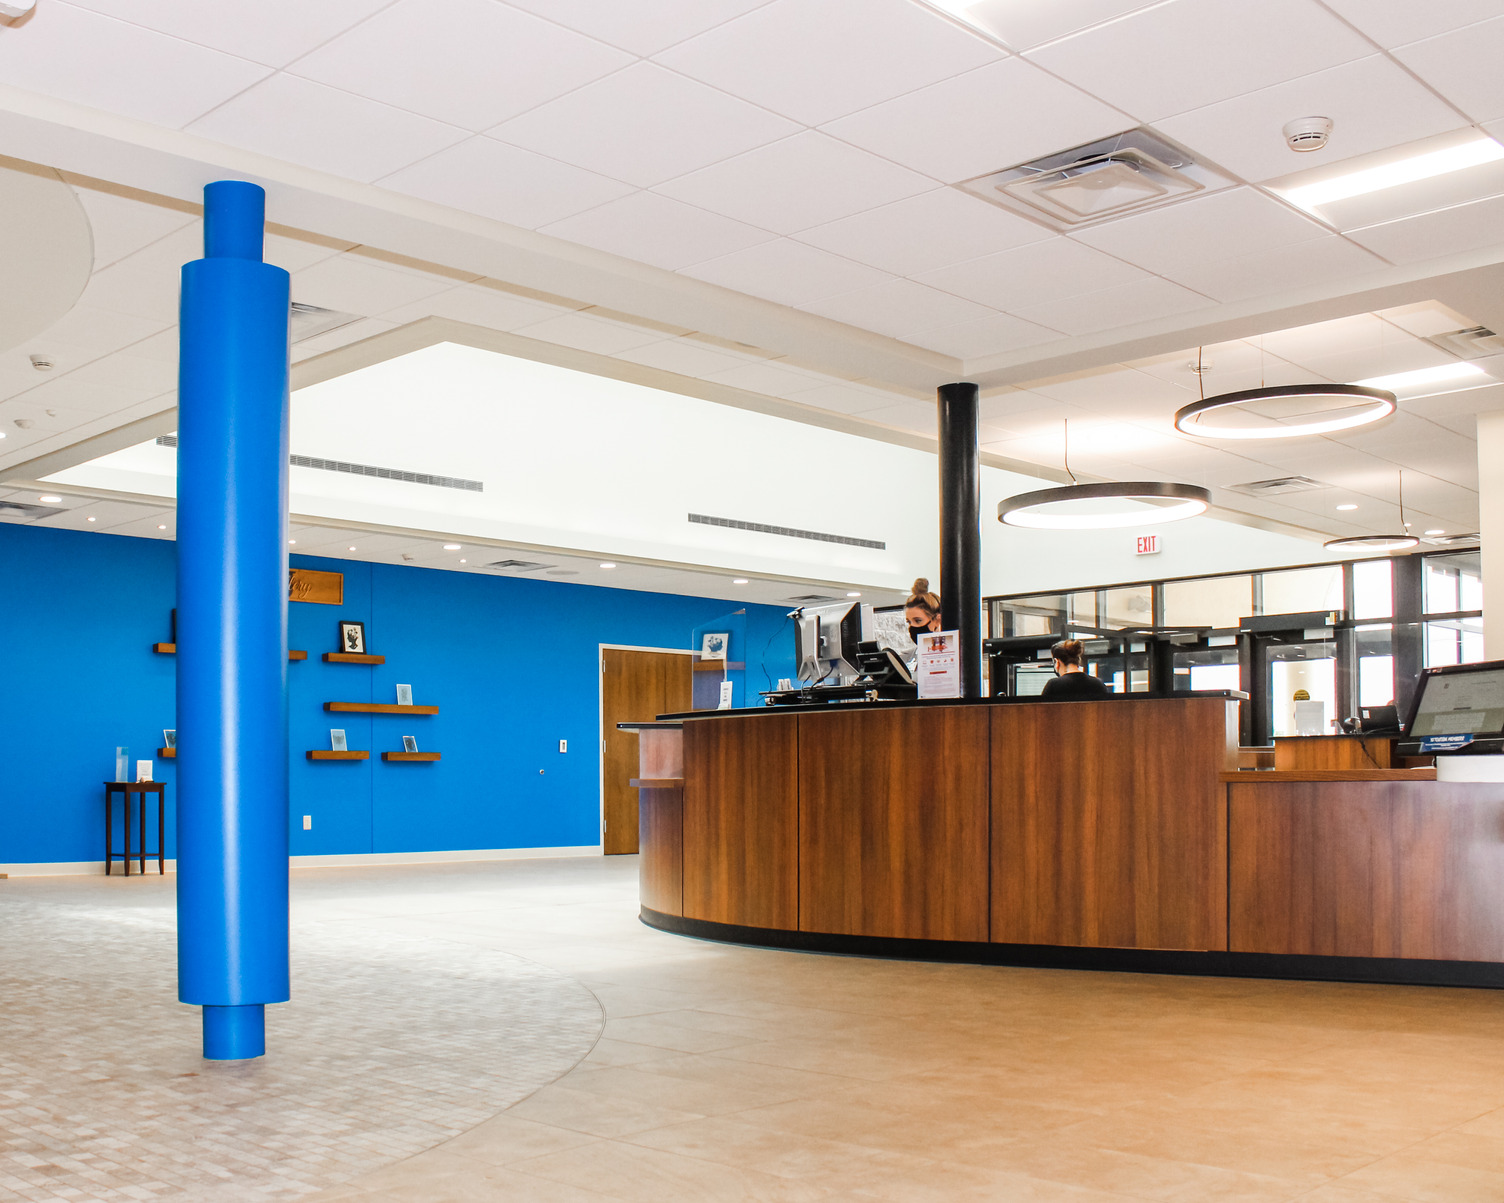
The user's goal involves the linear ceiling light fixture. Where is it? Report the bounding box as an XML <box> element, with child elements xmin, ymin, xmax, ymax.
<box><xmin>998</xmin><ymin>421</ymin><xmax>1210</xmax><ymax>530</ymax></box>
<box><xmin>1280</xmin><ymin>135</ymin><xmax>1504</xmax><ymax>214</ymax></box>
<box><xmin>1324</xmin><ymin>471</ymin><xmax>1418</xmax><ymax>553</ymax></box>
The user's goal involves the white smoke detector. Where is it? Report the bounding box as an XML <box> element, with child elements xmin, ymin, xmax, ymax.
<box><xmin>1283</xmin><ymin>117</ymin><xmax>1333</xmax><ymax>153</ymax></box>
<box><xmin>0</xmin><ymin>0</ymin><xmax>36</xmax><ymax>17</ymax></box>
<box><xmin>29</xmin><ymin>353</ymin><xmax>53</xmax><ymax>371</ymax></box>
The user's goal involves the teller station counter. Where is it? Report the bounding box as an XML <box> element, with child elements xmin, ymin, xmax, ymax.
<box><xmin>623</xmin><ymin>694</ymin><xmax>1504</xmax><ymax>989</ymax></box>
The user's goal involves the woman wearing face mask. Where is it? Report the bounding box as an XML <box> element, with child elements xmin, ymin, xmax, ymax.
<box><xmin>1040</xmin><ymin>638</ymin><xmax>1112</xmax><ymax>699</ymax></box>
<box><xmin>903</xmin><ymin>578</ymin><xmax>942</xmax><ymax>650</ymax></box>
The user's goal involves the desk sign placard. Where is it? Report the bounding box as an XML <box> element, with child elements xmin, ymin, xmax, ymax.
<box><xmin>1421</xmin><ymin>733</ymin><xmax>1475</xmax><ymax>753</ymax></box>
<box><xmin>1135</xmin><ymin>534</ymin><xmax>1160</xmax><ymax>555</ymax></box>
<box><xmin>916</xmin><ymin>630</ymin><xmax>962</xmax><ymax>699</ymax></box>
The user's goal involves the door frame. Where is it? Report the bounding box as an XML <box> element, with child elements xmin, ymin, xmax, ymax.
<box><xmin>598</xmin><ymin>643</ymin><xmax>693</xmax><ymax>852</ymax></box>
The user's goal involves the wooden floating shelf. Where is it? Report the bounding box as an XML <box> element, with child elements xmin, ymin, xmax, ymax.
<box><xmin>324</xmin><ymin>702</ymin><xmax>439</xmax><ymax>715</ymax></box>
<box><xmin>692</xmin><ymin>660</ymin><xmax>745</xmax><ymax>672</ymax></box>
<box><xmin>307</xmin><ymin>750</ymin><xmax>369</xmax><ymax>761</ymax></box>
<box><xmin>323</xmin><ymin>652</ymin><xmax>385</xmax><ymax>665</ymax></box>
<box><xmin>153</xmin><ymin>643</ymin><xmax>307</xmax><ymax>661</ymax></box>
<box><xmin>382</xmin><ymin>752</ymin><xmax>440</xmax><ymax>762</ymax></box>
<box><xmin>157</xmin><ymin>747</ymin><xmax>176</xmax><ymax>759</ymax></box>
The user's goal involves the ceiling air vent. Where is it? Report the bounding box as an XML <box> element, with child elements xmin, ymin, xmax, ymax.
<box><xmin>0</xmin><ymin>500</ymin><xmax>65</xmax><ymax>520</ymax></box>
<box><xmin>290</xmin><ymin>302</ymin><xmax>362</xmax><ymax>343</ymax></box>
<box><xmin>487</xmin><ymin>559</ymin><xmax>551</xmax><ymax>572</ymax></box>
<box><xmin>1427</xmin><ymin>327</ymin><xmax>1504</xmax><ymax>359</ymax></box>
<box><xmin>785</xmin><ymin>594</ymin><xmax>842</xmax><ymax>605</ymax></box>
<box><xmin>1225</xmin><ymin>476</ymin><xmax>1327</xmax><ymax>497</ymax></box>
<box><xmin>1421</xmin><ymin>533</ymin><xmax>1480</xmax><ymax>547</ymax></box>
<box><xmin>959</xmin><ymin>129</ymin><xmax>1226</xmax><ymax>229</ymax></box>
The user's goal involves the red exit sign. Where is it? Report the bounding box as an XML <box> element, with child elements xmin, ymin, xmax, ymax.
<box><xmin>1135</xmin><ymin>534</ymin><xmax>1160</xmax><ymax>555</ymax></box>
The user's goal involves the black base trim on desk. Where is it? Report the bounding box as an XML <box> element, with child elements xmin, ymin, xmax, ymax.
<box><xmin>640</xmin><ymin>908</ymin><xmax>1504</xmax><ymax>990</ymax></box>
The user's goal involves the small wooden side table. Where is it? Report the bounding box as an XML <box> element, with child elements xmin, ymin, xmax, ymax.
<box><xmin>104</xmin><ymin>781</ymin><xmax>166</xmax><ymax>875</ymax></box>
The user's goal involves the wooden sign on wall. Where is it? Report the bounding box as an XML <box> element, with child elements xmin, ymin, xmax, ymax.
<box><xmin>289</xmin><ymin>568</ymin><xmax>343</xmax><ymax>605</ymax></box>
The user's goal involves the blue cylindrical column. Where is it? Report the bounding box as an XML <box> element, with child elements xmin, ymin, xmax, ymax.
<box><xmin>176</xmin><ymin>181</ymin><xmax>291</xmax><ymax>1061</ymax></box>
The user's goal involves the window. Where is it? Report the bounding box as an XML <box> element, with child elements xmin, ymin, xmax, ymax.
<box><xmin>1101</xmin><ymin>585</ymin><xmax>1154</xmax><ymax>629</ymax></box>
<box><xmin>1425</xmin><ymin>617</ymin><xmax>1485</xmax><ymax>667</ymax></box>
<box><xmin>1261</xmin><ymin>565</ymin><xmax>1343</xmax><ymax>616</ymax></box>
<box><xmin>1162</xmin><ymin>574</ymin><xmax>1251</xmax><ymax>629</ymax></box>
<box><xmin>1424</xmin><ymin>552</ymin><xmax>1482</xmax><ymax>615</ymax></box>
<box><xmin>1352</xmin><ymin>558</ymin><xmax>1393</xmax><ymax>620</ymax></box>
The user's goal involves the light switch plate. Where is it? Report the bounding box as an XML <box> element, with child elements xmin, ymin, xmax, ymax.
<box><xmin>559</xmin><ymin>739</ymin><xmax>567</xmax><ymax>753</ymax></box>
<box><xmin>302</xmin><ymin>815</ymin><xmax>312</xmax><ymax>830</ymax></box>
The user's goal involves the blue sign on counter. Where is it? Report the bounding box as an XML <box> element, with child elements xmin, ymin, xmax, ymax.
<box><xmin>1420</xmin><ymin>733</ymin><xmax>1475</xmax><ymax>753</ymax></box>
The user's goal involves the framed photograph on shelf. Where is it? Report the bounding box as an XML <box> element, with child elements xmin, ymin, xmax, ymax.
<box><xmin>330</xmin><ymin>729</ymin><xmax>347</xmax><ymax>752</ymax></box>
<box><xmin>338</xmin><ymin>620</ymin><xmax>366</xmax><ymax>654</ymax></box>
<box><xmin>162</xmin><ymin>729</ymin><xmax>176</xmax><ymax>749</ymax></box>
<box><xmin>402</xmin><ymin>736</ymin><xmax>418</xmax><ymax>753</ymax></box>
<box><xmin>700</xmin><ymin>632</ymin><xmax>729</xmax><ymax>660</ymax></box>
<box><xmin>395</xmin><ymin>684</ymin><xmax>413</xmax><ymax>707</ymax></box>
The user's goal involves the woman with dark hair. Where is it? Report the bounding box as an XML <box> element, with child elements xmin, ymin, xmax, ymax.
<box><xmin>903</xmin><ymin>577</ymin><xmax>941</xmax><ymax>645</ymax></box>
<box><xmin>1040</xmin><ymin>638</ymin><xmax>1113</xmax><ymax>699</ymax></box>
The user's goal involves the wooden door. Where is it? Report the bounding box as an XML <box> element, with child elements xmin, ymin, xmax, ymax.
<box><xmin>601</xmin><ymin>649</ymin><xmax>692</xmax><ymax>855</ymax></box>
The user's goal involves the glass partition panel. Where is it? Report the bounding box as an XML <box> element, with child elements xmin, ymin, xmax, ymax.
<box><xmin>1425</xmin><ymin>551</ymin><xmax>1483</xmax><ymax>614</ymax></box>
<box><xmin>1352</xmin><ymin>558</ymin><xmax>1393</xmax><ymax>619</ymax></box>
<box><xmin>1269</xmin><ymin>640</ymin><xmax>1337</xmax><ymax>736</ymax></box>
<box><xmin>998</xmin><ymin>593</ymin><xmax>1065</xmax><ymax>637</ymax></box>
<box><xmin>1162</xmin><ymin>574</ymin><xmax>1251</xmax><ymax>629</ymax></box>
<box><xmin>1261</xmin><ymin>564</ymin><xmax>1344</xmax><ymax>616</ymax></box>
<box><xmin>1425</xmin><ymin>616</ymin><xmax>1486</xmax><ymax>667</ymax></box>
<box><xmin>1101</xmin><ymin>584</ymin><xmax>1154</xmax><ymax>629</ymax></box>
<box><xmin>1354</xmin><ymin>624</ymin><xmax>1396</xmax><ymax>707</ymax></box>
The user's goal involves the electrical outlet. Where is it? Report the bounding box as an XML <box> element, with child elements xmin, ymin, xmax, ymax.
<box><xmin>302</xmin><ymin>815</ymin><xmax>312</xmax><ymax>830</ymax></box>
<box><xmin>558</xmin><ymin>739</ymin><xmax>567</xmax><ymax>753</ymax></box>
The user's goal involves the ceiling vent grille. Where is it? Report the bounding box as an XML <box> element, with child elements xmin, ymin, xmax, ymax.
<box><xmin>290</xmin><ymin>302</ymin><xmax>363</xmax><ymax>343</ymax></box>
<box><xmin>156</xmin><ymin>436</ymin><xmax>482</xmax><ymax>492</ymax></box>
<box><xmin>1225</xmin><ymin>475</ymin><xmax>1327</xmax><ymax>497</ymax></box>
<box><xmin>689</xmin><ymin>512</ymin><xmax>885</xmax><ymax>550</ymax></box>
<box><xmin>784</xmin><ymin>594</ymin><xmax>842</xmax><ymax>605</ymax></box>
<box><xmin>959</xmin><ymin>129</ymin><xmax>1226</xmax><ymax>229</ymax></box>
<box><xmin>1421</xmin><ymin>532</ymin><xmax>1480</xmax><ymax>547</ymax></box>
<box><xmin>1427</xmin><ymin>327</ymin><xmax>1504</xmax><ymax>359</ymax></box>
<box><xmin>487</xmin><ymin>559</ymin><xmax>551</xmax><ymax>572</ymax></box>
<box><xmin>0</xmin><ymin>500</ymin><xmax>65</xmax><ymax>520</ymax></box>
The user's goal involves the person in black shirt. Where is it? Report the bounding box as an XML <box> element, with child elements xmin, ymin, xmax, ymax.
<box><xmin>1040</xmin><ymin>638</ymin><xmax>1113</xmax><ymax>699</ymax></box>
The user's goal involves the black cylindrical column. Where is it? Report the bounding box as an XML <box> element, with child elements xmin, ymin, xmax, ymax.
<box><xmin>938</xmin><ymin>382</ymin><xmax>981</xmax><ymax>698</ymax></box>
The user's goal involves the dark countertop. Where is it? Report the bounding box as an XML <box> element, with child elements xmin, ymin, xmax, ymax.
<box><xmin>644</xmin><ymin>689</ymin><xmax>1246</xmax><ymax>723</ymax></box>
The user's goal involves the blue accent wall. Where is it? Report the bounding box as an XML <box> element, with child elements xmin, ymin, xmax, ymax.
<box><xmin>0</xmin><ymin>522</ymin><xmax>796</xmax><ymax>865</ymax></box>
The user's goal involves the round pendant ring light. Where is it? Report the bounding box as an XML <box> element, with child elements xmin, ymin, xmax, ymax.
<box><xmin>999</xmin><ymin>481</ymin><xmax>1211</xmax><ymax>530</ymax></box>
<box><xmin>1174</xmin><ymin>384</ymin><xmax>1395</xmax><ymax>440</ymax></box>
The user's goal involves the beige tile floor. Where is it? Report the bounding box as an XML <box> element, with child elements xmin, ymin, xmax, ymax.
<box><xmin>294</xmin><ymin>856</ymin><xmax>1504</xmax><ymax>1203</ymax></box>
<box><xmin>11</xmin><ymin>856</ymin><xmax>1504</xmax><ymax>1201</ymax></box>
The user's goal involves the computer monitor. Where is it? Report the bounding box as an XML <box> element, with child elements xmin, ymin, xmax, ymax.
<box><xmin>793</xmin><ymin>602</ymin><xmax>874</xmax><ymax>684</ymax></box>
<box><xmin>1403</xmin><ymin>660</ymin><xmax>1504</xmax><ymax>739</ymax></box>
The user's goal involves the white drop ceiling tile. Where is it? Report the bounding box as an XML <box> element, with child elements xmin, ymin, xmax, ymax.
<box><xmin>655</xmin><ymin>0</ymin><xmax>1000</xmax><ymax>127</ymax></box>
<box><xmin>1027</xmin><ymin>365</ymin><xmax>1193</xmax><ymax>409</ymax></box>
<box><xmin>291</xmin><ymin>318</ymin><xmax>399</xmax><ymax>362</ymax></box>
<box><xmin>613</xmin><ymin>338</ymin><xmax>762</xmax><ymax>380</ymax></box>
<box><xmin>290</xmin><ymin>0</ymin><xmax>631</xmax><ymax>130</ymax></box>
<box><xmin>905</xmin><ymin>313</ymin><xmax>1061</xmax><ymax>360</ymax></box>
<box><xmin>1391</xmin><ymin>16</ymin><xmax>1504</xmax><ymax>121</ymax></box>
<box><xmin>491</xmin><ymin>63</ymin><xmax>800</xmax><ymax>189</ymax></box>
<box><xmin>378</xmin><ymin>283</ymin><xmax>577</xmax><ymax>331</ymax></box>
<box><xmin>854</xmin><ymin>401</ymin><xmax>938</xmax><ymax>434</ymax></box>
<box><xmin>1165</xmin><ymin>236</ymin><xmax>1388</xmax><ymax>304</ymax></box>
<box><xmin>71</xmin><ymin>189</ymin><xmax>197</xmax><ymax>271</ymax></box>
<box><xmin>264</xmin><ymin>233</ymin><xmax>351</xmax><ymax>275</ymax></box>
<box><xmin>121</xmin><ymin>329</ymin><xmax>180</xmax><ymax>366</ymax></box>
<box><xmin>680</xmin><ymin>239</ymin><xmax>893</xmax><ymax>307</ymax></box>
<box><xmin>510</xmin><ymin>312</ymin><xmax>666</xmax><ymax>356</ymax></box>
<box><xmin>822</xmin><ymin>57</ymin><xmax>1130</xmax><ymax>184</ymax></box>
<box><xmin>188</xmin><ymin>76</ymin><xmax>467</xmax><ymax>184</ymax></box>
<box><xmin>15</xmin><ymin>376</ymin><xmax>147</xmax><ymax>417</ymax></box>
<box><xmin>793</xmin><ymin>188</ymin><xmax>1050</xmax><ymax>277</ymax></box>
<box><xmin>29</xmin><ymin>305</ymin><xmax>169</xmax><ymax>367</ymax></box>
<box><xmin>1026</xmin><ymin>0</ymin><xmax>1371</xmax><ymax>122</ymax></box>
<box><xmin>702</xmin><ymin>361</ymin><xmax>831</xmax><ymax>398</ymax></box>
<box><xmin>800</xmin><ymin>280</ymin><xmax>994</xmax><ymax>340</ymax></box>
<box><xmin>291</xmin><ymin>255</ymin><xmax>453</xmax><ymax>317</ymax></box>
<box><xmin>539</xmin><ymin>193</ymin><xmax>776</xmax><ymax>271</ymax></box>
<box><xmin>1376</xmin><ymin>301</ymin><xmax>1478</xmax><ymax>340</ymax></box>
<box><xmin>39</xmin><ymin>499</ymin><xmax>159</xmax><ymax>532</ymax></box>
<box><xmin>655</xmin><ymin>132</ymin><xmax>934</xmax><ymax>235</ymax></box>
<box><xmin>63</xmin><ymin>353</ymin><xmax>177</xmax><ymax>397</ymax></box>
<box><xmin>1156</xmin><ymin>56</ymin><xmax>1471</xmax><ymax>185</ymax></box>
<box><xmin>1321</xmin><ymin>0</ymin><xmax>1504</xmax><ymax>49</ymax></box>
<box><xmin>77</xmin><ymin>225</ymin><xmax>206</xmax><ymax>324</ymax></box>
<box><xmin>109</xmin><ymin>512</ymin><xmax>177</xmax><ymax>540</ymax></box>
<box><xmin>64</xmin><ymin>0</ymin><xmax>392</xmax><ymax>68</ymax></box>
<box><xmin>1299</xmin><ymin>341</ymin><xmax>1458</xmax><ymax>386</ymax></box>
<box><xmin>1072</xmin><ymin>188</ymin><xmax>1330</xmax><ymax>277</ymax></box>
<box><xmin>380</xmin><ymin>136</ymin><xmax>636</xmax><ymax>230</ymax></box>
<box><xmin>0</xmin><ymin>3</ymin><xmax>271</xmax><ymax>127</ymax></box>
<box><xmin>916</xmin><ymin>237</ymin><xmax>1147</xmax><ymax>311</ymax></box>
<box><xmin>1255</xmin><ymin>314</ymin><xmax>1390</xmax><ymax>367</ymax></box>
<box><xmin>1014</xmin><ymin>277</ymin><xmax>1212</xmax><ymax>337</ymax></box>
<box><xmin>965</xmin><ymin>0</ymin><xmax>1166</xmax><ymax>50</ymax></box>
<box><xmin>1344</xmin><ymin>185</ymin><xmax>1504</xmax><ymax>266</ymax></box>
<box><xmin>504</xmin><ymin>0</ymin><xmax>772</xmax><ymax>56</ymax></box>
<box><xmin>792</xmin><ymin>382</ymin><xmax>909</xmax><ymax>416</ymax></box>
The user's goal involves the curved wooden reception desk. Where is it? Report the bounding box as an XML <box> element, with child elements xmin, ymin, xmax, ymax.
<box><xmin>626</xmin><ymin>695</ymin><xmax>1504</xmax><ymax>989</ymax></box>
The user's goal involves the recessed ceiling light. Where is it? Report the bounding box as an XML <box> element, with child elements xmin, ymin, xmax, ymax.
<box><xmin>599</xmin><ymin>562</ymin><xmax>616</xmax><ymax>569</ymax></box>
<box><xmin>847</xmin><ymin>591</ymin><xmax>862</xmax><ymax>598</ymax></box>
<box><xmin>0</xmin><ymin>431</ymin><xmax>8</xmax><ymax>439</ymax></box>
<box><xmin>459</xmin><ymin>559</ymin><xmax>466</xmax><ymax>564</ymax></box>
<box><xmin>38</xmin><ymin>494</ymin><xmax>61</xmax><ymax>503</ymax></box>
<box><xmin>157</xmin><ymin>524</ymin><xmax>167</xmax><ymax>530</ymax></box>
<box><xmin>1280</xmin><ymin>134</ymin><xmax>1504</xmax><ymax>212</ymax></box>
<box><xmin>443</xmin><ymin>543</ymin><xmax>461</xmax><ymax>550</ymax></box>
<box><xmin>1336</xmin><ymin>503</ymin><xmax>1358</xmax><ymax>511</ymax></box>
<box><xmin>1354</xmin><ymin>362</ymin><xmax>1488</xmax><ymax>397</ymax></box>
<box><xmin>288</xmin><ymin>539</ymin><xmax>296</xmax><ymax>545</ymax></box>
<box><xmin>86</xmin><ymin>516</ymin><xmax>96</xmax><ymax>523</ymax></box>
<box><xmin>1425</xmin><ymin>529</ymin><xmax>1445</xmax><ymax>536</ymax></box>
<box><xmin>733</xmin><ymin>578</ymin><xmax>749</xmax><ymax>585</ymax></box>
